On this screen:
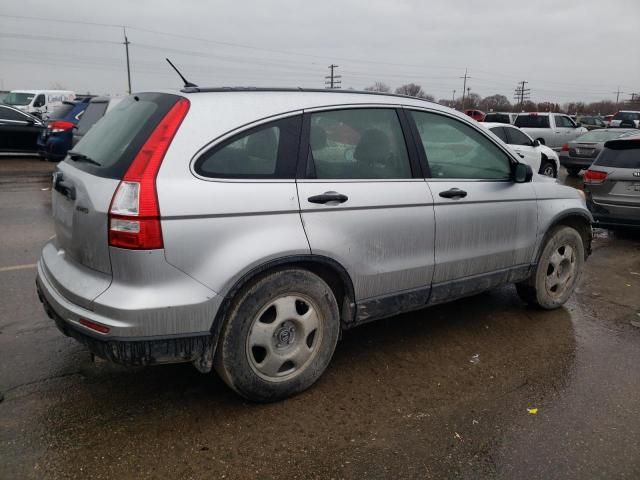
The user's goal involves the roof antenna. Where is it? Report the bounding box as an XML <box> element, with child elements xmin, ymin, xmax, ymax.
<box><xmin>165</xmin><ymin>58</ymin><xmax>198</xmax><ymax>88</ymax></box>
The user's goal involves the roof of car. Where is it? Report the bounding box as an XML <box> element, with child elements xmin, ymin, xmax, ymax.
<box><xmin>482</xmin><ymin>122</ymin><xmax>518</xmax><ymax>129</ymax></box>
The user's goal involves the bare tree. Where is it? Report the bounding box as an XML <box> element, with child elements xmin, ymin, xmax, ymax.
<box><xmin>480</xmin><ymin>94</ymin><xmax>511</xmax><ymax>112</ymax></box>
<box><xmin>395</xmin><ymin>83</ymin><xmax>434</xmax><ymax>101</ymax></box>
<box><xmin>364</xmin><ymin>81</ymin><xmax>391</xmax><ymax>93</ymax></box>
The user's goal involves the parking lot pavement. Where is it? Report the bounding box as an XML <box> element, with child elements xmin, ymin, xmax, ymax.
<box><xmin>0</xmin><ymin>157</ymin><xmax>639</xmax><ymax>479</ymax></box>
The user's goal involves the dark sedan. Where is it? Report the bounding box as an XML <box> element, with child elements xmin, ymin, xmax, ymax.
<box><xmin>560</xmin><ymin>128</ymin><xmax>638</xmax><ymax>176</ymax></box>
<box><xmin>0</xmin><ymin>104</ymin><xmax>45</xmax><ymax>153</ymax></box>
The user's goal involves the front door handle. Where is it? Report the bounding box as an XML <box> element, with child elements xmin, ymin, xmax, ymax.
<box><xmin>517</xmin><ymin>152</ymin><xmax>525</xmax><ymax>158</ymax></box>
<box><xmin>439</xmin><ymin>188</ymin><xmax>467</xmax><ymax>199</ymax></box>
<box><xmin>308</xmin><ymin>191</ymin><xmax>349</xmax><ymax>204</ymax></box>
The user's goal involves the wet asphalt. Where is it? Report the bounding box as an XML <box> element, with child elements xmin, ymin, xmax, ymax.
<box><xmin>0</xmin><ymin>157</ymin><xmax>639</xmax><ymax>479</ymax></box>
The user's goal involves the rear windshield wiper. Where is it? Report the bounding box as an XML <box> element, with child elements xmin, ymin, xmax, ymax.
<box><xmin>68</xmin><ymin>151</ymin><xmax>101</xmax><ymax>167</ymax></box>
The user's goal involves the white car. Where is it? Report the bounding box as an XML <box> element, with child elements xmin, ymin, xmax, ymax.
<box><xmin>483</xmin><ymin>122</ymin><xmax>560</xmax><ymax>177</ymax></box>
<box><xmin>3</xmin><ymin>90</ymin><xmax>76</xmax><ymax>119</ymax></box>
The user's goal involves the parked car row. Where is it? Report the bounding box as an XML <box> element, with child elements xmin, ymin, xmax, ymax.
<box><xmin>0</xmin><ymin>94</ymin><xmax>122</xmax><ymax>160</ymax></box>
<box><xmin>560</xmin><ymin>128</ymin><xmax>638</xmax><ymax>176</ymax></box>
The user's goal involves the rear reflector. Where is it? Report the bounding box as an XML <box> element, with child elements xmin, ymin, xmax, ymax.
<box><xmin>561</xmin><ymin>143</ymin><xmax>569</xmax><ymax>152</ymax></box>
<box><xmin>584</xmin><ymin>169</ymin><xmax>608</xmax><ymax>184</ymax></box>
<box><xmin>108</xmin><ymin>98</ymin><xmax>190</xmax><ymax>249</ymax></box>
<box><xmin>79</xmin><ymin>318</ymin><xmax>110</xmax><ymax>334</ymax></box>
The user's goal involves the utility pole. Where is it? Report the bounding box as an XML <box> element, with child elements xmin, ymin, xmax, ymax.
<box><xmin>324</xmin><ymin>64</ymin><xmax>341</xmax><ymax>89</ymax></box>
<box><xmin>451</xmin><ymin>89</ymin><xmax>456</xmax><ymax>105</ymax></box>
<box><xmin>514</xmin><ymin>80</ymin><xmax>530</xmax><ymax>110</ymax></box>
<box><xmin>460</xmin><ymin>68</ymin><xmax>471</xmax><ymax>110</ymax></box>
<box><xmin>123</xmin><ymin>27</ymin><xmax>132</xmax><ymax>94</ymax></box>
<box><xmin>613</xmin><ymin>87</ymin><xmax>623</xmax><ymax>106</ymax></box>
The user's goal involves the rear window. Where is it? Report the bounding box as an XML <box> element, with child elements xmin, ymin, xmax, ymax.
<box><xmin>514</xmin><ymin>115</ymin><xmax>550</xmax><ymax>128</ymax></box>
<box><xmin>595</xmin><ymin>142</ymin><xmax>640</xmax><ymax>169</ymax></box>
<box><xmin>576</xmin><ymin>130</ymin><xmax>637</xmax><ymax>142</ymax></box>
<box><xmin>49</xmin><ymin>102</ymin><xmax>76</xmax><ymax>121</ymax></box>
<box><xmin>484</xmin><ymin>113</ymin><xmax>511</xmax><ymax>124</ymax></box>
<box><xmin>69</xmin><ymin>93</ymin><xmax>180</xmax><ymax>179</ymax></box>
<box><xmin>75</xmin><ymin>102</ymin><xmax>108</xmax><ymax>135</ymax></box>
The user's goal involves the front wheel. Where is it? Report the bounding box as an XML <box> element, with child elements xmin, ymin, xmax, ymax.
<box><xmin>540</xmin><ymin>159</ymin><xmax>557</xmax><ymax>178</ymax></box>
<box><xmin>214</xmin><ymin>268</ymin><xmax>340</xmax><ymax>402</ymax></box>
<box><xmin>516</xmin><ymin>226</ymin><xmax>584</xmax><ymax>309</ymax></box>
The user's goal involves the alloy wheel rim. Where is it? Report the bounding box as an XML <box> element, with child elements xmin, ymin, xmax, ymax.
<box><xmin>545</xmin><ymin>243</ymin><xmax>576</xmax><ymax>297</ymax></box>
<box><xmin>543</xmin><ymin>165</ymin><xmax>555</xmax><ymax>177</ymax></box>
<box><xmin>246</xmin><ymin>294</ymin><xmax>323</xmax><ymax>382</ymax></box>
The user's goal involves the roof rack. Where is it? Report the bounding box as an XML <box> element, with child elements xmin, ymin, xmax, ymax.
<box><xmin>179</xmin><ymin>86</ymin><xmax>434</xmax><ymax>103</ymax></box>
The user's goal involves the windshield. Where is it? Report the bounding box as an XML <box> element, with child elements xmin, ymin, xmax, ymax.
<box><xmin>575</xmin><ymin>130</ymin><xmax>638</xmax><ymax>142</ymax></box>
<box><xmin>70</xmin><ymin>93</ymin><xmax>180</xmax><ymax>179</ymax></box>
<box><xmin>3</xmin><ymin>92</ymin><xmax>35</xmax><ymax>106</ymax></box>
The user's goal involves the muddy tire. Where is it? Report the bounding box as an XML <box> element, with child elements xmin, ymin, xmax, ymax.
<box><xmin>516</xmin><ymin>226</ymin><xmax>584</xmax><ymax>309</ymax></box>
<box><xmin>214</xmin><ymin>268</ymin><xmax>340</xmax><ymax>402</ymax></box>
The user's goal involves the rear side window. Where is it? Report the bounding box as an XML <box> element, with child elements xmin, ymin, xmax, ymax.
<box><xmin>489</xmin><ymin>127</ymin><xmax>508</xmax><ymax>142</ymax></box>
<box><xmin>0</xmin><ymin>106</ymin><xmax>29</xmax><ymax>121</ymax></box>
<box><xmin>595</xmin><ymin>144</ymin><xmax>640</xmax><ymax>169</ymax></box>
<box><xmin>306</xmin><ymin>108</ymin><xmax>411</xmax><ymax>179</ymax></box>
<box><xmin>506</xmin><ymin>127</ymin><xmax>532</xmax><ymax>146</ymax></box>
<box><xmin>69</xmin><ymin>93</ymin><xmax>180</xmax><ymax>179</ymax></box>
<box><xmin>76</xmin><ymin>102</ymin><xmax>108</xmax><ymax>135</ymax></box>
<box><xmin>195</xmin><ymin>116</ymin><xmax>301</xmax><ymax>179</ymax></box>
<box><xmin>515</xmin><ymin>115</ymin><xmax>550</xmax><ymax>128</ymax></box>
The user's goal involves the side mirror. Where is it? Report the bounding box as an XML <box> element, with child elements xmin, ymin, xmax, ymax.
<box><xmin>513</xmin><ymin>163</ymin><xmax>533</xmax><ymax>183</ymax></box>
<box><xmin>532</xmin><ymin>139</ymin><xmax>540</xmax><ymax>147</ymax></box>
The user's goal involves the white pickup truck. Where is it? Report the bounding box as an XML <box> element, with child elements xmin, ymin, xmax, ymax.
<box><xmin>514</xmin><ymin>112</ymin><xmax>588</xmax><ymax>151</ymax></box>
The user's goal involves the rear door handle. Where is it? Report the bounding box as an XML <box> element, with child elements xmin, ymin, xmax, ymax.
<box><xmin>308</xmin><ymin>191</ymin><xmax>349</xmax><ymax>204</ymax></box>
<box><xmin>517</xmin><ymin>153</ymin><xmax>525</xmax><ymax>158</ymax></box>
<box><xmin>439</xmin><ymin>188</ymin><xmax>467</xmax><ymax>199</ymax></box>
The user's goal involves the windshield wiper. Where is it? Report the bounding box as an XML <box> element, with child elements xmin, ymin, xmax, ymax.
<box><xmin>68</xmin><ymin>151</ymin><xmax>101</xmax><ymax>167</ymax></box>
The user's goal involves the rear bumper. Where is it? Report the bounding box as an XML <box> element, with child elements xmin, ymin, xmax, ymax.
<box><xmin>559</xmin><ymin>155</ymin><xmax>594</xmax><ymax>170</ymax></box>
<box><xmin>587</xmin><ymin>198</ymin><xmax>640</xmax><ymax>228</ymax></box>
<box><xmin>36</xmin><ymin>243</ymin><xmax>224</xmax><ymax>364</ymax></box>
<box><xmin>36</xmin><ymin>276</ymin><xmax>212</xmax><ymax>365</ymax></box>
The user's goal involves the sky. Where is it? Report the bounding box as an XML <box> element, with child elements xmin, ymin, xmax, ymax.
<box><xmin>0</xmin><ymin>0</ymin><xmax>638</xmax><ymax>105</ymax></box>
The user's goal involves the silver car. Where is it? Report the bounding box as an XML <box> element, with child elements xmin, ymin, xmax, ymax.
<box><xmin>584</xmin><ymin>133</ymin><xmax>640</xmax><ymax>228</ymax></box>
<box><xmin>560</xmin><ymin>128</ymin><xmax>638</xmax><ymax>177</ymax></box>
<box><xmin>36</xmin><ymin>89</ymin><xmax>592</xmax><ymax>401</ymax></box>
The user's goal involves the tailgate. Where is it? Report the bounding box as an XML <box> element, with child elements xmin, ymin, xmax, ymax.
<box><xmin>52</xmin><ymin>161</ymin><xmax>119</xmax><ymax>274</ymax></box>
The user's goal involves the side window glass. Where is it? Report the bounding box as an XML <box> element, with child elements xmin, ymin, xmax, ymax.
<box><xmin>34</xmin><ymin>95</ymin><xmax>45</xmax><ymax>107</ymax></box>
<box><xmin>0</xmin><ymin>107</ymin><xmax>28</xmax><ymax>121</ymax></box>
<box><xmin>411</xmin><ymin>111</ymin><xmax>512</xmax><ymax>180</ymax></box>
<box><xmin>307</xmin><ymin>109</ymin><xmax>411</xmax><ymax>179</ymax></box>
<box><xmin>195</xmin><ymin>116</ymin><xmax>301</xmax><ymax>179</ymax></box>
<box><xmin>506</xmin><ymin>127</ymin><xmax>532</xmax><ymax>146</ymax></box>
<box><xmin>490</xmin><ymin>127</ymin><xmax>508</xmax><ymax>143</ymax></box>
<box><xmin>556</xmin><ymin>115</ymin><xmax>572</xmax><ymax>128</ymax></box>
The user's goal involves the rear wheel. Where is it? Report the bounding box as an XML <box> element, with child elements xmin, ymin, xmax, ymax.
<box><xmin>566</xmin><ymin>167</ymin><xmax>581</xmax><ymax>177</ymax></box>
<box><xmin>214</xmin><ymin>268</ymin><xmax>340</xmax><ymax>402</ymax></box>
<box><xmin>516</xmin><ymin>226</ymin><xmax>584</xmax><ymax>309</ymax></box>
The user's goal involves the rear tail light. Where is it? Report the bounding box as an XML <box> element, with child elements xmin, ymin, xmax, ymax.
<box><xmin>49</xmin><ymin>120</ymin><xmax>75</xmax><ymax>133</ymax></box>
<box><xmin>583</xmin><ymin>169</ymin><xmax>608</xmax><ymax>184</ymax></box>
<box><xmin>561</xmin><ymin>143</ymin><xmax>569</xmax><ymax>152</ymax></box>
<box><xmin>108</xmin><ymin>98</ymin><xmax>190</xmax><ymax>249</ymax></box>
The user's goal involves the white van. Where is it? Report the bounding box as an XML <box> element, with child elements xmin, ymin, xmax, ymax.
<box><xmin>3</xmin><ymin>90</ymin><xmax>76</xmax><ymax>119</ymax></box>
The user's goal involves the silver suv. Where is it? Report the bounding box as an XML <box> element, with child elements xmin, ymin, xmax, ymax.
<box><xmin>36</xmin><ymin>89</ymin><xmax>592</xmax><ymax>401</ymax></box>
